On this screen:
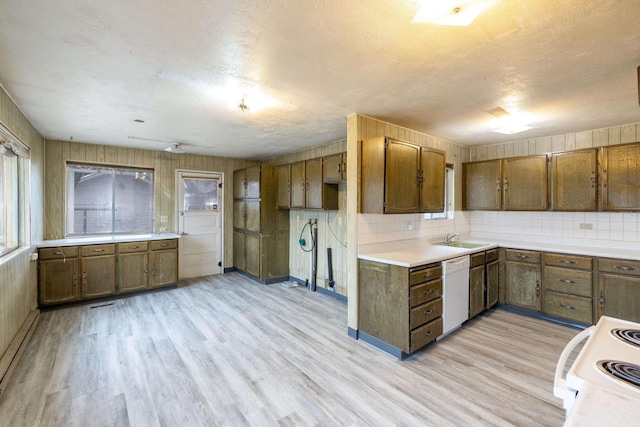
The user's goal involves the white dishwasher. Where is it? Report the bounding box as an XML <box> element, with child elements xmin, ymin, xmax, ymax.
<box><xmin>438</xmin><ymin>255</ymin><xmax>470</xmax><ymax>339</ymax></box>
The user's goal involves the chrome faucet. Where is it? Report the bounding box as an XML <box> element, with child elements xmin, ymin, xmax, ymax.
<box><xmin>444</xmin><ymin>232</ymin><xmax>460</xmax><ymax>244</ymax></box>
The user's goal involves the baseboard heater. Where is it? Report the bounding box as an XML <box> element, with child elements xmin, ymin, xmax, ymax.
<box><xmin>0</xmin><ymin>309</ymin><xmax>40</xmax><ymax>399</ymax></box>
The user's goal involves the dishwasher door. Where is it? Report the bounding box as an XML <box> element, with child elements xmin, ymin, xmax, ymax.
<box><xmin>439</xmin><ymin>255</ymin><xmax>471</xmax><ymax>339</ymax></box>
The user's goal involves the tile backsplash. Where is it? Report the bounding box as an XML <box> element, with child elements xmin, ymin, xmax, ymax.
<box><xmin>357</xmin><ymin>211</ymin><xmax>470</xmax><ymax>245</ymax></box>
<box><xmin>469</xmin><ymin>211</ymin><xmax>640</xmax><ymax>247</ymax></box>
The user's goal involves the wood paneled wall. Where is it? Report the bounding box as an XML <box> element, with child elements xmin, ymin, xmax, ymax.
<box><xmin>44</xmin><ymin>140</ymin><xmax>258</xmax><ymax>269</ymax></box>
<box><xmin>263</xmin><ymin>140</ymin><xmax>348</xmax><ymax>296</ymax></box>
<box><xmin>0</xmin><ymin>85</ymin><xmax>44</xmax><ymax>360</ymax></box>
<box><xmin>470</xmin><ymin>123</ymin><xmax>640</xmax><ymax>160</ymax></box>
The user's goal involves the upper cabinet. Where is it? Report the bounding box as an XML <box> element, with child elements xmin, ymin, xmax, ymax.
<box><xmin>551</xmin><ymin>149</ymin><xmax>597</xmax><ymax>211</ymax></box>
<box><xmin>502</xmin><ymin>155</ymin><xmax>548</xmax><ymax>210</ymax></box>
<box><xmin>601</xmin><ymin>143</ymin><xmax>640</xmax><ymax>211</ymax></box>
<box><xmin>323</xmin><ymin>152</ymin><xmax>347</xmax><ymax>183</ymax></box>
<box><xmin>280</xmin><ymin>156</ymin><xmax>339</xmax><ymax>210</ymax></box>
<box><xmin>361</xmin><ymin>137</ymin><xmax>446</xmax><ymax>214</ymax></box>
<box><xmin>463</xmin><ymin>155</ymin><xmax>548</xmax><ymax>211</ymax></box>
<box><xmin>233</xmin><ymin>165</ymin><xmax>261</xmax><ymax>199</ymax></box>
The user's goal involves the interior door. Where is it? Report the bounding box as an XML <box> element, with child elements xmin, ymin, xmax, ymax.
<box><xmin>178</xmin><ymin>171</ymin><xmax>223</xmax><ymax>279</ymax></box>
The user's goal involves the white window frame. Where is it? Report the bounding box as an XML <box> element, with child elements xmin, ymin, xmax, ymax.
<box><xmin>424</xmin><ymin>164</ymin><xmax>454</xmax><ymax>221</ymax></box>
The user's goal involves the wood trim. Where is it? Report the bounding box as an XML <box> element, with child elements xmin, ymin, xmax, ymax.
<box><xmin>0</xmin><ymin>309</ymin><xmax>39</xmax><ymax>399</ymax></box>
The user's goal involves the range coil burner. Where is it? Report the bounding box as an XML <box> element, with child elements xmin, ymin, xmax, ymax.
<box><xmin>611</xmin><ymin>328</ymin><xmax>640</xmax><ymax>348</ymax></box>
<box><xmin>598</xmin><ymin>360</ymin><xmax>640</xmax><ymax>389</ymax></box>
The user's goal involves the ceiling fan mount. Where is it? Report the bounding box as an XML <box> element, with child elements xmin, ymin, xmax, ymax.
<box><xmin>164</xmin><ymin>143</ymin><xmax>187</xmax><ymax>154</ymax></box>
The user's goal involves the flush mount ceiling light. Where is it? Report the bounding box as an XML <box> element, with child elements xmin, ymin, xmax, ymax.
<box><xmin>492</xmin><ymin>124</ymin><xmax>532</xmax><ymax>135</ymax></box>
<box><xmin>489</xmin><ymin>107</ymin><xmax>532</xmax><ymax>135</ymax></box>
<box><xmin>164</xmin><ymin>143</ymin><xmax>186</xmax><ymax>154</ymax></box>
<box><xmin>412</xmin><ymin>0</ymin><xmax>494</xmax><ymax>26</ymax></box>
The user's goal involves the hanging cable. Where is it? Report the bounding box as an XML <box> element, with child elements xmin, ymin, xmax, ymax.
<box><xmin>298</xmin><ymin>221</ymin><xmax>315</xmax><ymax>253</ymax></box>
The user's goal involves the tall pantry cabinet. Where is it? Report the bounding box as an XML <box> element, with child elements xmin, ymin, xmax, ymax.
<box><xmin>233</xmin><ymin>165</ymin><xmax>289</xmax><ymax>283</ymax></box>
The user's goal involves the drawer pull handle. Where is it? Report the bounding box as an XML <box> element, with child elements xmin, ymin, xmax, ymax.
<box><xmin>559</xmin><ymin>303</ymin><xmax>576</xmax><ymax>310</ymax></box>
<box><xmin>425</xmin><ymin>330</ymin><xmax>433</xmax><ymax>336</ymax></box>
<box><xmin>424</xmin><ymin>309</ymin><xmax>433</xmax><ymax>315</ymax></box>
<box><xmin>128</xmin><ymin>246</ymin><xmax>139</xmax><ymax>249</ymax></box>
<box><xmin>559</xmin><ymin>279</ymin><xmax>575</xmax><ymax>284</ymax></box>
<box><xmin>614</xmin><ymin>265</ymin><xmax>638</xmax><ymax>272</ymax></box>
<box><xmin>516</xmin><ymin>254</ymin><xmax>530</xmax><ymax>259</ymax></box>
<box><xmin>423</xmin><ymin>289</ymin><xmax>433</xmax><ymax>295</ymax></box>
<box><xmin>557</xmin><ymin>259</ymin><xmax>577</xmax><ymax>265</ymax></box>
<box><xmin>160</xmin><ymin>243</ymin><xmax>169</xmax><ymax>247</ymax></box>
<box><xmin>53</xmin><ymin>251</ymin><xmax>64</xmax><ymax>255</ymax></box>
<box><xmin>92</xmin><ymin>248</ymin><xmax>105</xmax><ymax>252</ymax></box>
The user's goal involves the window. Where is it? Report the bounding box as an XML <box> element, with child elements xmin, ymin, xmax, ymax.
<box><xmin>424</xmin><ymin>164</ymin><xmax>454</xmax><ymax>220</ymax></box>
<box><xmin>182</xmin><ymin>178</ymin><xmax>219</xmax><ymax>211</ymax></box>
<box><xmin>66</xmin><ymin>164</ymin><xmax>154</xmax><ymax>235</ymax></box>
<box><xmin>0</xmin><ymin>146</ymin><xmax>18</xmax><ymax>256</ymax></box>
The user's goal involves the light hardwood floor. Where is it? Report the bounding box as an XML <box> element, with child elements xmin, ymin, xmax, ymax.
<box><xmin>0</xmin><ymin>273</ymin><xmax>579</xmax><ymax>426</ymax></box>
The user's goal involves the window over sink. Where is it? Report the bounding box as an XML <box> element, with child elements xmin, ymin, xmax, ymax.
<box><xmin>424</xmin><ymin>164</ymin><xmax>454</xmax><ymax>220</ymax></box>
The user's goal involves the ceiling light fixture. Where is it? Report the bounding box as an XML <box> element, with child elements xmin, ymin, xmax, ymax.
<box><xmin>411</xmin><ymin>0</ymin><xmax>494</xmax><ymax>26</ymax></box>
<box><xmin>238</xmin><ymin>98</ymin><xmax>249</xmax><ymax>113</ymax></box>
<box><xmin>492</xmin><ymin>125</ymin><xmax>532</xmax><ymax>135</ymax></box>
<box><xmin>164</xmin><ymin>143</ymin><xmax>186</xmax><ymax>154</ymax></box>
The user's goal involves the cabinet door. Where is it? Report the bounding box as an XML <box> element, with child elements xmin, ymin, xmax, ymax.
<box><xmin>233</xmin><ymin>169</ymin><xmax>245</xmax><ymax>199</ymax></box>
<box><xmin>118</xmin><ymin>252</ymin><xmax>149</xmax><ymax>293</ymax></box>
<box><xmin>277</xmin><ymin>164</ymin><xmax>291</xmax><ymax>209</ymax></box>
<box><xmin>420</xmin><ymin>147</ymin><xmax>446</xmax><ymax>212</ymax></box>
<box><xmin>233</xmin><ymin>200</ymin><xmax>246</xmax><ymax>230</ymax></box>
<box><xmin>305</xmin><ymin>158</ymin><xmax>323</xmax><ymax>209</ymax></box>
<box><xmin>602</xmin><ymin>143</ymin><xmax>640</xmax><ymax>211</ymax></box>
<box><xmin>385</xmin><ymin>139</ymin><xmax>420</xmax><ymax>213</ymax></box>
<box><xmin>233</xmin><ymin>231</ymin><xmax>246</xmax><ymax>272</ymax></box>
<box><xmin>551</xmin><ymin>149</ymin><xmax>597</xmax><ymax>211</ymax></box>
<box><xmin>39</xmin><ymin>259</ymin><xmax>79</xmax><ymax>305</ymax></box>
<box><xmin>505</xmin><ymin>261</ymin><xmax>541</xmax><ymax>311</ymax></box>
<box><xmin>150</xmin><ymin>250</ymin><xmax>177</xmax><ymax>288</ymax></box>
<box><xmin>469</xmin><ymin>265</ymin><xmax>485</xmax><ymax>319</ymax></box>
<box><xmin>245</xmin><ymin>233</ymin><xmax>260</xmax><ymax>278</ymax></box>
<box><xmin>486</xmin><ymin>260</ymin><xmax>499</xmax><ymax>309</ymax></box>
<box><xmin>245</xmin><ymin>166</ymin><xmax>261</xmax><ymax>199</ymax></box>
<box><xmin>245</xmin><ymin>200</ymin><xmax>261</xmax><ymax>233</ymax></box>
<box><xmin>81</xmin><ymin>255</ymin><xmax>116</xmax><ymax>299</ymax></box>
<box><xmin>502</xmin><ymin>155</ymin><xmax>548</xmax><ymax>211</ymax></box>
<box><xmin>598</xmin><ymin>273</ymin><xmax>640</xmax><ymax>323</ymax></box>
<box><xmin>323</xmin><ymin>153</ymin><xmax>343</xmax><ymax>183</ymax></box>
<box><xmin>290</xmin><ymin>162</ymin><xmax>306</xmax><ymax>208</ymax></box>
<box><xmin>462</xmin><ymin>160</ymin><xmax>501</xmax><ymax>210</ymax></box>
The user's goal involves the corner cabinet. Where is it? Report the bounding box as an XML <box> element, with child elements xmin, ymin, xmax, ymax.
<box><xmin>463</xmin><ymin>160</ymin><xmax>501</xmax><ymax>210</ymax></box>
<box><xmin>38</xmin><ymin>238</ymin><xmax>178</xmax><ymax>307</ymax></box>
<box><xmin>601</xmin><ymin>143</ymin><xmax>640</xmax><ymax>211</ymax></box>
<box><xmin>233</xmin><ymin>165</ymin><xmax>290</xmax><ymax>283</ymax></box>
<box><xmin>597</xmin><ymin>257</ymin><xmax>640</xmax><ymax>323</ymax></box>
<box><xmin>361</xmin><ymin>137</ymin><xmax>446</xmax><ymax>214</ymax></box>
<box><xmin>358</xmin><ymin>259</ymin><xmax>443</xmax><ymax>359</ymax></box>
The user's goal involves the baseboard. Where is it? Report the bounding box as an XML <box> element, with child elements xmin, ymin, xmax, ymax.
<box><xmin>0</xmin><ymin>309</ymin><xmax>40</xmax><ymax>399</ymax></box>
<box><xmin>496</xmin><ymin>304</ymin><xmax>589</xmax><ymax>330</ymax></box>
<box><xmin>289</xmin><ymin>276</ymin><xmax>347</xmax><ymax>303</ymax></box>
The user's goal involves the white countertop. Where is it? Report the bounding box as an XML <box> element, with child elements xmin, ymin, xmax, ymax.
<box><xmin>358</xmin><ymin>236</ymin><xmax>640</xmax><ymax>267</ymax></box>
<box><xmin>565</xmin><ymin>382</ymin><xmax>640</xmax><ymax>427</ymax></box>
<box><xmin>37</xmin><ymin>233</ymin><xmax>180</xmax><ymax>248</ymax></box>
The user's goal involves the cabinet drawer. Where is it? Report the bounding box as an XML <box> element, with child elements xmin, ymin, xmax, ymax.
<box><xmin>151</xmin><ymin>239</ymin><xmax>178</xmax><ymax>251</ymax></box>
<box><xmin>544</xmin><ymin>291</ymin><xmax>592</xmax><ymax>324</ymax></box>
<box><xmin>485</xmin><ymin>249</ymin><xmax>498</xmax><ymax>263</ymax></box>
<box><xmin>410</xmin><ymin>278</ymin><xmax>443</xmax><ymax>307</ymax></box>
<box><xmin>409</xmin><ymin>264</ymin><xmax>442</xmax><ymax>286</ymax></box>
<box><xmin>81</xmin><ymin>244</ymin><xmax>116</xmax><ymax>257</ymax></box>
<box><xmin>470</xmin><ymin>252</ymin><xmax>485</xmax><ymax>268</ymax></box>
<box><xmin>118</xmin><ymin>241</ymin><xmax>149</xmax><ymax>253</ymax></box>
<box><xmin>39</xmin><ymin>246</ymin><xmax>79</xmax><ymax>260</ymax></box>
<box><xmin>598</xmin><ymin>258</ymin><xmax>640</xmax><ymax>277</ymax></box>
<box><xmin>410</xmin><ymin>298</ymin><xmax>442</xmax><ymax>330</ymax></box>
<box><xmin>410</xmin><ymin>317</ymin><xmax>443</xmax><ymax>353</ymax></box>
<box><xmin>544</xmin><ymin>266</ymin><xmax>592</xmax><ymax>297</ymax></box>
<box><xmin>544</xmin><ymin>253</ymin><xmax>592</xmax><ymax>270</ymax></box>
<box><xmin>505</xmin><ymin>249</ymin><xmax>541</xmax><ymax>263</ymax></box>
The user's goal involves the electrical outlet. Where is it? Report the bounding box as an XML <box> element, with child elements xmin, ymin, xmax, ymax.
<box><xmin>160</xmin><ymin>215</ymin><xmax>168</xmax><ymax>223</ymax></box>
<box><xmin>159</xmin><ymin>227</ymin><xmax>167</xmax><ymax>232</ymax></box>
<box><xmin>579</xmin><ymin>223</ymin><xmax>593</xmax><ymax>230</ymax></box>
<box><xmin>406</xmin><ymin>223</ymin><xmax>413</xmax><ymax>230</ymax></box>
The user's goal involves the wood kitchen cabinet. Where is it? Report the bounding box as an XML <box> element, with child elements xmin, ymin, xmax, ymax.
<box><xmin>361</xmin><ymin>137</ymin><xmax>445</xmax><ymax>214</ymax></box>
<box><xmin>233</xmin><ymin>165</ymin><xmax>261</xmax><ymax>200</ymax></box>
<box><xmin>150</xmin><ymin>239</ymin><xmax>178</xmax><ymax>288</ymax></box>
<box><xmin>486</xmin><ymin>250</ymin><xmax>499</xmax><ymax>309</ymax></box>
<box><xmin>469</xmin><ymin>248</ymin><xmax>499</xmax><ymax>320</ymax></box>
<box><xmin>289</xmin><ymin>158</ymin><xmax>338</xmax><ymax>210</ymax></box>
<box><xmin>233</xmin><ymin>165</ymin><xmax>289</xmax><ymax>282</ymax></box>
<box><xmin>463</xmin><ymin>155</ymin><xmax>548</xmax><ymax>211</ymax></box>
<box><xmin>597</xmin><ymin>257</ymin><xmax>640</xmax><ymax>323</ymax></box>
<box><xmin>551</xmin><ymin>149</ymin><xmax>597</xmax><ymax>211</ymax></box>
<box><xmin>38</xmin><ymin>246</ymin><xmax>80</xmax><ymax>305</ymax></box>
<box><xmin>323</xmin><ymin>152</ymin><xmax>346</xmax><ymax>183</ymax></box>
<box><xmin>359</xmin><ymin>259</ymin><xmax>443</xmax><ymax>358</ymax></box>
<box><xmin>276</xmin><ymin>164</ymin><xmax>291</xmax><ymax>209</ymax></box>
<box><xmin>503</xmin><ymin>249</ymin><xmax>542</xmax><ymax>311</ymax></box>
<box><xmin>601</xmin><ymin>142</ymin><xmax>640</xmax><ymax>211</ymax></box>
<box><xmin>118</xmin><ymin>241</ymin><xmax>149</xmax><ymax>293</ymax></box>
<box><xmin>543</xmin><ymin>253</ymin><xmax>593</xmax><ymax>324</ymax></box>
<box><xmin>80</xmin><ymin>244</ymin><xmax>116</xmax><ymax>299</ymax></box>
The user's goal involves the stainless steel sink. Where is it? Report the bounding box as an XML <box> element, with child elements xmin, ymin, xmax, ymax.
<box><xmin>435</xmin><ymin>241</ymin><xmax>489</xmax><ymax>249</ymax></box>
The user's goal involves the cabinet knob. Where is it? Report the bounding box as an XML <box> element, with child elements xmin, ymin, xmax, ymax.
<box><xmin>535</xmin><ymin>281</ymin><xmax>540</xmax><ymax>295</ymax></box>
<box><xmin>599</xmin><ymin>291</ymin><xmax>605</xmax><ymax>308</ymax></box>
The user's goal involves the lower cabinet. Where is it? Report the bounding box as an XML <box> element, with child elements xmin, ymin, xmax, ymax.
<box><xmin>504</xmin><ymin>249</ymin><xmax>542</xmax><ymax>311</ymax></box>
<box><xmin>359</xmin><ymin>259</ymin><xmax>442</xmax><ymax>358</ymax></box>
<box><xmin>38</xmin><ymin>238</ymin><xmax>178</xmax><ymax>307</ymax></box>
<box><xmin>469</xmin><ymin>248</ymin><xmax>499</xmax><ymax>320</ymax></box>
<box><xmin>543</xmin><ymin>253</ymin><xmax>593</xmax><ymax>324</ymax></box>
<box><xmin>597</xmin><ymin>257</ymin><xmax>640</xmax><ymax>323</ymax></box>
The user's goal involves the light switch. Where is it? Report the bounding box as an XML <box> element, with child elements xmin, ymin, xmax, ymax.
<box><xmin>160</xmin><ymin>216</ymin><xmax>168</xmax><ymax>223</ymax></box>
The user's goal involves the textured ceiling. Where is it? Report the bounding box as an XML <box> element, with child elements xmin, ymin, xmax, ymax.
<box><xmin>1</xmin><ymin>0</ymin><xmax>639</xmax><ymax>159</ymax></box>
